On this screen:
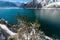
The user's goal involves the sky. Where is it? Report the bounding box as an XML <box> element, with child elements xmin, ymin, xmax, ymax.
<box><xmin>0</xmin><ymin>0</ymin><xmax>31</xmax><ymax>3</ymax></box>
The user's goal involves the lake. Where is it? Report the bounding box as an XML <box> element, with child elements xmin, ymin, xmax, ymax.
<box><xmin>0</xmin><ymin>8</ymin><xmax>36</xmax><ymax>25</ymax></box>
<box><xmin>36</xmin><ymin>8</ymin><xmax>60</xmax><ymax>39</ymax></box>
<box><xmin>0</xmin><ymin>8</ymin><xmax>60</xmax><ymax>39</ymax></box>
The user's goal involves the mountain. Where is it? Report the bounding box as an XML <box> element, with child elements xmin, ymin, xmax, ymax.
<box><xmin>1</xmin><ymin>0</ymin><xmax>60</xmax><ymax>8</ymax></box>
<box><xmin>19</xmin><ymin>3</ymin><xmax>27</xmax><ymax>8</ymax></box>
<box><xmin>18</xmin><ymin>1</ymin><xmax>42</xmax><ymax>8</ymax></box>
<box><xmin>37</xmin><ymin>0</ymin><xmax>60</xmax><ymax>7</ymax></box>
<box><xmin>0</xmin><ymin>1</ymin><xmax>17</xmax><ymax>7</ymax></box>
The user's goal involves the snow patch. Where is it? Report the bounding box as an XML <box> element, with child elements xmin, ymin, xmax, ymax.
<box><xmin>0</xmin><ymin>24</ymin><xmax>17</xmax><ymax>36</ymax></box>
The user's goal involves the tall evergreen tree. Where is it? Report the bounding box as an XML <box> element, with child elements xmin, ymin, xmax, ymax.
<box><xmin>23</xmin><ymin>13</ymin><xmax>29</xmax><ymax>22</ymax></box>
<box><xmin>35</xmin><ymin>17</ymin><xmax>40</xmax><ymax>31</ymax></box>
<box><xmin>17</xmin><ymin>13</ymin><xmax>22</xmax><ymax>20</ymax></box>
<box><xmin>35</xmin><ymin>17</ymin><xmax>39</xmax><ymax>24</ymax></box>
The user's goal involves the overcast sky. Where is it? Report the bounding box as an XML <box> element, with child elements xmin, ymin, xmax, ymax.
<box><xmin>0</xmin><ymin>0</ymin><xmax>31</xmax><ymax>3</ymax></box>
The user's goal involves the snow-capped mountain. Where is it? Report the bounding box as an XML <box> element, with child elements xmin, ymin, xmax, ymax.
<box><xmin>22</xmin><ymin>0</ymin><xmax>60</xmax><ymax>8</ymax></box>
<box><xmin>36</xmin><ymin>0</ymin><xmax>60</xmax><ymax>7</ymax></box>
<box><xmin>0</xmin><ymin>0</ymin><xmax>60</xmax><ymax>8</ymax></box>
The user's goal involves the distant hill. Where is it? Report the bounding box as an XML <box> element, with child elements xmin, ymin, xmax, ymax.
<box><xmin>0</xmin><ymin>1</ymin><xmax>17</xmax><ymax>7</ymax></box>
<box><xmin>0</xmin><ymin>0</ymin><xmax>46</xmax><ymax>8</ymax></box>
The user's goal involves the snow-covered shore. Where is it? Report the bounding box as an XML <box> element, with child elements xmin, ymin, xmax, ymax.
<box><xmin>0</xmin><ymin>24</ymin><xmax>17</xmax><ymax>36</ymax></box>
<box><xmin>0</xmin><ymin>18</ymin><xmax>54</xmax><ymax>40</ymax></box>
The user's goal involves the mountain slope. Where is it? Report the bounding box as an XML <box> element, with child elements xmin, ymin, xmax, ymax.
<box><xmin>0</xmin><ymin>1</ymin><xmax>17</xmax><ymax>7</ymax></box>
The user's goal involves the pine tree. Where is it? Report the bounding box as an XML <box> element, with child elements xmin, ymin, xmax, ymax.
<box><xmin>17</xmin><ymin>13</ymin><xmax>22</xmax><ymax>20</ymax></box>
<box><xmin>35</xmin><ymin>18</ymin><xmax>39</xmax><ymax>24</ymax></box>
<box><xmin>35</xmin><ymin>18</ymin><xmax>40</xmax><ymax>31</ymax></box>
<box><xmin>23</xmin><ymin>13</ymin><xmax>29</xmax><ymax>23</ymax></box>
<box><xmin>16</xmin><ymin>13</ymin><xmax>23</xmax><ymax>25</ymax></box>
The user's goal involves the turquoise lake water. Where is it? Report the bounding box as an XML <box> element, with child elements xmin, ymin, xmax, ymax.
<box><xmin>37</xmin><ymin>9</ymin><xmax>60</xmax><ymax>39</ymax></box>
<box><xmin>0</xmin><ymin>8</ymin><xmax>60</xmax><ymax>39</ymax></box>
<box><xmin>0</xmin><ymin>9</ymin><xmax>35</xmax><ymax>25</ymax></box>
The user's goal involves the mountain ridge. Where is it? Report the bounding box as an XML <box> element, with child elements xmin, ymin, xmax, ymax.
<box><xmin>0</xmin><ymin>1</ymin><xmax>17</xmax><ymax>7</ymax></box>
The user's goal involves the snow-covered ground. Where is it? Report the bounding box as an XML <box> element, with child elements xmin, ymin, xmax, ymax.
<box><xmin>0</xmin><ymin>23</ymin><xmax>53</xmax><ymax>40</ymax></box>
<box><xmin>0</xmin><ymin>24</ymin><xmax>17</xmax><ymax>36</ymax></box>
